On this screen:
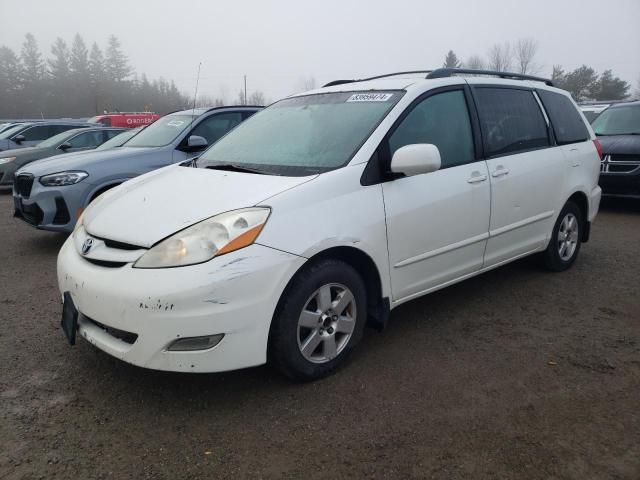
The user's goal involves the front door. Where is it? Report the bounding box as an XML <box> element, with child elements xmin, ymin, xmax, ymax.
<box><xmin>382</xmin><ymin>88</ymin><xmax>491</xmax><ymax>302</ymax></box>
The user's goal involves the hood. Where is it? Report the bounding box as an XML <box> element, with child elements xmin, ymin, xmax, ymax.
<box><xmin>597</xmin><ymin>135</ymin><xmax>640</xmax><ymax>155</ymax></box>
<box><xmin>20</xmin><ymin>146</ymin><xmax>161</xmax><ymax>177</ymax></box>
<box><xmin>84</xmin><ymin>165</ymin><xmax>317</xmax><ymax>247</ymax></box>
<box><xmin>0</xmin><ymin>146</ymin><xmax>52</xmax><ymax>163</ymax></box>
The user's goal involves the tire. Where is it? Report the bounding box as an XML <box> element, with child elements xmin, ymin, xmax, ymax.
<box><xmin>269</xmin><ymin>258</ymin><xmax>367</xmax><ymax>381</ymax></box>
<box><xmin>542</xmin><ymin>200</ymin><xmax>583</xmax><ymax>272</ymax></box>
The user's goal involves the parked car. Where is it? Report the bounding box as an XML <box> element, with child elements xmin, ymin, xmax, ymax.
<box><xmin>13</xmin><ymin>106</ymin><xmax>260</xmax><ymax>231</ymax></box>
<box><xmin>0</xmin><ymin>127</ymin><xmax>125</xmax><ymax>187</ymax></box>
<box><xmin>55</xmin><ymin>69</ymin><xmax>601</xmax><ymax>381</ymax></box>
<box><xmin>0</xmin><ymin>122</ymin><xmax>26</xmax><ymax>134</ymax></box>
<box><xmin>88</xmin><ymin>112</ymin><xmax>160</xmax><ymax>128</ymax></box>
<box><xmin>94</xmin><ymin>127</ymin><xmax>144</xmax><ymax>150</ymax></box>
<box><xmin>592</xmin><ymin>100</ymin><xmax>640</xmax><ymax>198</ymax></box>
<box><xmin>580</xmin><ymin>103</ymin><xmax>611</xmax><ymax>123</ymax></box>
<box><xmin>0</xmin><ymin>121</ymin><xmax>92</xmax><ymax>152</ymax></box>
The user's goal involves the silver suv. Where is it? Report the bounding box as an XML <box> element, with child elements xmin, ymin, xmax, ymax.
<box><xmin>0</xmin><ymin>121</ymin><xmax>92</xmax><ymax>151</ymax></box>
<box><xmin>13</xmin><ymin>107</ymin><xmax>261</xmax><ymax>232</ymax></box>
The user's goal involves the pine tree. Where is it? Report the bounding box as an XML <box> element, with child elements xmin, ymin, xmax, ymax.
<box><xmin>70</xmin><ymin>34</ymin><xmax>89</xmax><ymax>78</ymax></box>
<box><xmin>48</xmin><ymin>37</ymin><xmax>70</xmax><ymax>81</ymax></box>
<box><xmin>591</xmin><ymin>70</ymin><xmax>630</xmax><ymax>101</ymax></box>
<box><xmin>0</xmin><ymin>46</ymin><xmax>23</xmax><ymax>116</ymax></box>
<box><xmin>443</xmin><ymin>50</ymin><xmax>461</xmax><ymax>69</ymax></box>
<box><xmin>104</xmin><ymin>35</ymin><xmax>131</xmax><ymax>82</ymax></box>
<box><xmin>21</xmin><ymin>33</ymin><xmax>45</xmax><ymax>81</ymax></box>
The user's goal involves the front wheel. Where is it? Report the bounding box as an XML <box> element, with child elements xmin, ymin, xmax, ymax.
<box><xmin>269</xmin><ymin>259</ymin><xmax>367</xmax><ymax>381</ymax></box>
<box><xmin>542</xmin><ymin>201</ymin><xmax>583</xmax><ymax>272</ymax></box>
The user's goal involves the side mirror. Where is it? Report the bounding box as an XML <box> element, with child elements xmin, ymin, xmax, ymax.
<box><xmin>13</xmin><ymin>134</ymin><xmax>25</xmax><ymax>144</ymax></box>
<box><xmin>59</xmin><ymin>142</ymin><xmax>72</xmax><ymax>151</ymax></box>
<box><xmin>390</xmin><ymin>144</ymin><xmax>441</xmax><ymax>177</ymax></box>
<box><xmin>187</xmin><ymin>135</ymin><xmax>208</xmax><ymax>150</ymax></box>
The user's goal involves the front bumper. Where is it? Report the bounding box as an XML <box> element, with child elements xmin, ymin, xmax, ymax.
<box><xmin>57</xmin><ymin>238</ymin><xmax>306</xmax><ymax>373</ymax></box>
<box><xmin>599</xmin><ymin>164</ymin><xmax>640</xmax><ymax>198</ymax></box>
<box><xmin>0</xmin><ymin>162</ymin><xmax>17</xmax><ymax>186</ymax></box>
<box><xmin>13</xmin><ymin>178</ymin><xmax>92</xmax><ymax>232</ymax></box>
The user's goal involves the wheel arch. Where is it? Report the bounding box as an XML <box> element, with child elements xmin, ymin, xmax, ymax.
<box><xmin>271</xmin><ymin>246</ymin><xmax>390</xmax><ymax>336</ymax></box>
<box><xmin>566</xmin><ymin>190</ymin><xmax>590</xmax><ymax>242</ymax></box>
<box><xmin>85</xmin><ymin>180</ymin><xmax>127</xmax><ymax>206</ymax></box>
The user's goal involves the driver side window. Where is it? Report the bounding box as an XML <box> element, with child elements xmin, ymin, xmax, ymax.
<box><xmin>67</xmin><ymin>131</ymin><xmax>103</xmax><ymax>149</ymax></box>
<box><xmin>190</xmin><ymin>112</ymin><xmax>243</xmax><ymax>146</ymax></box>
<box><xmin>388</xmin><ymin>90</ymin><xmax>475</xmax><ymax>169</ymax></box>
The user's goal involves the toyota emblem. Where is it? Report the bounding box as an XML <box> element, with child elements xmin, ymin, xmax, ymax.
<box><xmin>82</xmin><ymin>238</ymin><xmax>94</xmax><ymax>255</ymax></box>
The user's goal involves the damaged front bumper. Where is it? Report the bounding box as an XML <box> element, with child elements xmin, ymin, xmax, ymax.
<box><xmin>57</xmin><ymin>237</ymin><xmax>306</xmax><ymax>372</ymax></box>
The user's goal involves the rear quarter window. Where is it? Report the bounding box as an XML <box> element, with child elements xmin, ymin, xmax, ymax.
<box><xmin>538</xmin><ymin>90</ymin><xmax>590</xmax><ymax>144</ymax></box>
<box><xmin>474</xmin><ymin>87</ymin><xmax>549</xmax><ymax>157</ymax></box>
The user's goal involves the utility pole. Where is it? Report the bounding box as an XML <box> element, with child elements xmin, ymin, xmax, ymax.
<box><xmin>244</xmin><ymin>75</ymin><xmax>247</xmax><ymax>105</ymax></box>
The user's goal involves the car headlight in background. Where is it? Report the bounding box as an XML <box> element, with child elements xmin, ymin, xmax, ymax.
<box><xmin>0</xmin><ymin>156</ymin><xmax>16</xmax><ymax>165</ymax></box>
<box><xmin>39</xmin><ymin>171</ymin><xmax>89</xmax><ymax>186</ymax></box>
<box><xmin>134</xmin><ymin>207</ymin><xmax>271</xmax><ymax>268</ymax></box>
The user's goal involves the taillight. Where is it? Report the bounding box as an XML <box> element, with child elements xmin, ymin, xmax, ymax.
<box><xmin>593</xmin><ymin>139</ymin><xmax>603</xmax><ymax>160</ymax></box>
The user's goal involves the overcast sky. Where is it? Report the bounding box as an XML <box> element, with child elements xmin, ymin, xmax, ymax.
<box><xmin>1</xmin><ymin>0</ymin><xmax>639</xmax><ymax>102</ymax></box>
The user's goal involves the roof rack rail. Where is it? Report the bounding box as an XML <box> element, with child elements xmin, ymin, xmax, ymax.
<box><xmin>426</xmin><ymin>68</ymin><xmax>554</xmax><ymax>86</ymax></box>
<box><xmin>323</xmin><ymin>70</ymin><xmax>433</xmax><ymax>88</ymax></box>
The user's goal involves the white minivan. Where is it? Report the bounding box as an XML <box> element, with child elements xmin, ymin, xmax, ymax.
<box><xmin>57</xmin><ymin>69</ymin><xmax>602</xmax><ymax>381</ymax></box>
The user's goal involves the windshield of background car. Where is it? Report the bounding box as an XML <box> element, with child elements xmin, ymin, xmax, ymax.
<box><xmin>197</xmin><ymin>91</ymin><xmax>404</xmax><ymax>176</ymax></box>
<box><xmin>124</xmin><ymin>115</ymin><xmax>194</xmax><ymax>148</ymax></box>
<box><xmin>0</xmin><ymin>124</ymin><xmax>27</xmax><ymax>139</ymax></box>
<box><xmin>96</xmin><ymin>128</ymin><xmax>140</xmax><ymax>150</ymax></box>
<box><xmin>592</xmin><ymin>105</ymin><xmax>640</xmax><ymax>135</ymax></box>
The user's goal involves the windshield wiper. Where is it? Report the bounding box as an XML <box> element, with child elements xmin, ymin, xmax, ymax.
<box><xmin>205</xmin><ymin>163</ymin><xmax>275</xmax><ymax>175</ymax></box>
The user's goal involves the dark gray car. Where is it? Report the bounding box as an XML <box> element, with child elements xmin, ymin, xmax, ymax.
<box><xmin>13</xmin><ymin>106</ymin><xmax>261</xmax><ymax>232</ymax></box>
<box><xmin>0</xmin><ymin>121</ymin><xmax>93</xmax><ymax>152</ymax></box>
<box><xmin>0</xmin><ymin>127</ymin><xmax>125</xmax><ymax>186</ymax></box>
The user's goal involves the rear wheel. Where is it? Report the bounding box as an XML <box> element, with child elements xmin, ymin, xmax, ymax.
<box><xmin>269</xmin><ymin>259</ymin><xmax>367</xmax><ymax>381</ymax></box>
<box><xmin>543</xmin><ymin>201</ymin><xmax>583</xmax><ymax>271</ymax></box>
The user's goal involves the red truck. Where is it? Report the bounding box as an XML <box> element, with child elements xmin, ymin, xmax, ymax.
<box><xmin>88</xmin><ymin>112</ymin><xmax>161</xmax><ymax>128</ymax></box>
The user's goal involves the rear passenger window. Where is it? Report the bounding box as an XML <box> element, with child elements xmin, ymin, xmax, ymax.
<box><xmin>537</xmin><ymin>90</ymin><xmax>589</xmax><ymax>144</ymax></box>
<box><xmin>389</xmin><ymin>90</ymin><xmax>475</xmax><ymax>168</ymax></box>
<box><xmin>474</xmin><ymin>88</ymin><xmax>549</xmax><ymax>157</ymax></box>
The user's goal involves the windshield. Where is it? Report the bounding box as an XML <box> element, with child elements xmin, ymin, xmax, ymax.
<box><xmin>197</xmin><ymin>91</ymin><xmax>403</xmax><ymax>175</ymax></box>
<box><xmin>37</xmin><ymin>130</ymin><xmax>78</xmax><ymax>148</ymax></box>
<box><xmin>125</xmin><ymin>115</ymin><xmax>193</xmax><ymax>148</ymax></box>
<box><xmin>0</xmin><ymin>124</ymin><xmax>26</xmax><ymax>139</ymax></box>
<box><xmin>581</xmin><ymin>110</ymin><xmax>600</xmax><ymax>124</ymax></box>
<box><xmin>96</xmin><ymin>128</ymin><xmax>140</xmax><ymax>150</ymax></box>
<box><xmin>592</xmin><ymin>105</ymin><xmax>640</xmax><ymax>135</ymax></box>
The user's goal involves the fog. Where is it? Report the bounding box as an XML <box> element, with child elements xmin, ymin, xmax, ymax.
<box><xmin>1</xmin><ymin>0</ymin><xmax>639</xmax><ymax>101</ymax></box>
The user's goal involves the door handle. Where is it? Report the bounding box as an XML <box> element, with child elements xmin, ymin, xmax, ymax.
<box><xmin>467</xmin><ymin>173</ymin><xmax>488</xmax><ymax>184</ymax></box>
<box><xmin>491</xmin><ymin>167</ymin><xmax>509</xmax><ymax>178</ymax></box>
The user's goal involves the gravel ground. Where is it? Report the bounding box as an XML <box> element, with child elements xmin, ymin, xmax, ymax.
<box><xmin>0</xmin><ymin>190</ymin><xmax>638</xmax><ymax>480</ymax></box>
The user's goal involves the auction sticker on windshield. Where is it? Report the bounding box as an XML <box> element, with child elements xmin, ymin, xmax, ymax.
<box><xmin>167</xmin><ymin>120</ymin><xmax>185</xmax><ymax>127</ymax></box>
<box><xmin>346</xmin><ymin>93</ymin><xmax>394</xmax><ymax>102</ymax></box>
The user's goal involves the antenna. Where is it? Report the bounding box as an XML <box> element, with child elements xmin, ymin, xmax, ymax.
<box><xmin>192</xmin><ymin>62</ymin><xmax>202</xmax><ymax>116</ymax></box>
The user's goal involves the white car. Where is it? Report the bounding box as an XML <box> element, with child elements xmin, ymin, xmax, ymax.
<box><xmin>57</xmin><ymin>68</ymin><xmax>602</xmax><ymax>381</ymax></box>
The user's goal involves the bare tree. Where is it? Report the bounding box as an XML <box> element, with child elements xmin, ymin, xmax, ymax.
<box><xmin>248</xmin><ymin>90</ymin><xmax>267</xmax><ymax>105</ymax></box>
<box><xmin>465</xmin><ymin>55</ymin><xmax>485</xmax><ymax>70</ymax></box>
<box><xmin>515</xmin><ymin>38</ymin><xmax>539</xmax><ymax>75</ymax></box>
<box><xmin>296</xmin><ymin>75</ymin><xmax>317</xmax><ymax>92</ymax></box>
<box><xmin>487</xmin><ymin>42</ymin><xmax>512</xmax><ymax>72</ymax></box>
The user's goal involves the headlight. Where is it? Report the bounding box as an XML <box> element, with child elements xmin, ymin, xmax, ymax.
<box><xmin>0</xmin><ymin>156</ymin><xmax>16</xmax><ymax>165</ymax></box>
<box><xmin>133</xmin><ymin>207</ymin><xmax>271</xmax><ymax>269</ymax></box>
<box><xmin>39</xmin><ymin>171</ymin><xmax>88</xmax><ymax>187</ymax></box>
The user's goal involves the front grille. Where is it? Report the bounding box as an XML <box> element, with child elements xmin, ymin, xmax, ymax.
<box><xmin>86</xmin><ymin>317</ymin><xmax>138</xmax><ymax>345</ymax></box>
<box><xmin>14</xmin><ymin>174</ymin><xmax>34</xmax><ymax>198</ymax></box>
<box><xmin>52</xmin><ymin>197</ymin><xmax>70</xmax><ymax>225</ymax></box>
<box><xmin>601</xmin><ymin>154</ymin><xmax>640</xmax><ymax>174</ymax></box>
<box><xmin>83</xmin><ymin>258</ymin><xmax>127</xmax><ymax>268</ymax></box>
